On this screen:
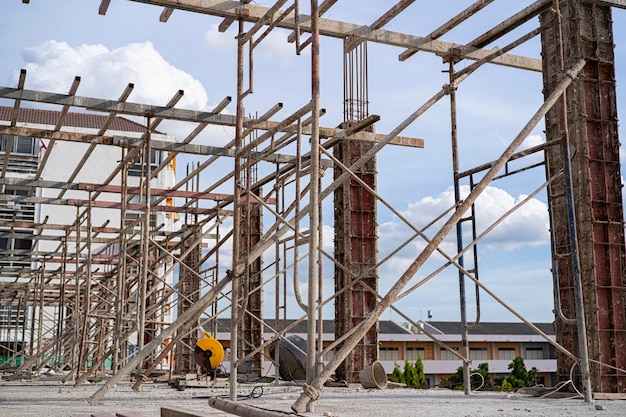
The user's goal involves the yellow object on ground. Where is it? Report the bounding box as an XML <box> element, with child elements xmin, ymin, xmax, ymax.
<box><xmin>195</xmin><ymin>332</ymin><xmax>224</xmax><ymax>371</ymax></box>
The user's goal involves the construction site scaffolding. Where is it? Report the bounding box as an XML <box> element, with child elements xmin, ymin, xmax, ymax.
<box><xmin>0</xmin><ymin>0</ymin><xmax>624</xmax><ymax>412</ymax></box>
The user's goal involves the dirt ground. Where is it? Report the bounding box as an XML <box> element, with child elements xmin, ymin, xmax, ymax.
<box><xmin>1</xmin><ymin>377</ymin><xmax>625</xmax><ymax>417</ymax></box>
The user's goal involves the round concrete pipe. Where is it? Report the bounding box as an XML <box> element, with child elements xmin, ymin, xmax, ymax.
<box><xmin>359</xmin><ymin>360</ymin><xmax>388</xmax><ymax>389</ymax></box>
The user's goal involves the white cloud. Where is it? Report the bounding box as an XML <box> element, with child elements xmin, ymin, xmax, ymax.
<box><xmin>390</xmin><ymin>185</ymin><xmax>549</xmax><ymax>253</ymax></box>
<box><xmin>471</xmin><ymin>186</ymin><xmax>549</xmax><ymax>249</ymax></box>
<box><xmin>321</xmin><ymin>224</ymin><xmax>335</xmax><ymax>253</ymax></box>
<box><xmin>17</xmin><ymin>40</ymin><xmax>237</xmax><ymax>146</ymax></box>
<box><xmin>372</xmin><ymin>186</ymin><xmax>549</xmax><ymax>301</ymax></box>
<box><xmin>204</xmin><ymin>24</ymin><xmax>235</xmax><ymax>51</ymax></box>
<box><xmin>21</xmin><ymin>40</ymin><xmax>209</xmax><ymax>110</ymax></box>
<box><xmin>520</xmin><ymin>133</ymin><xmax>545</xmax><ymax>150</ymax></box>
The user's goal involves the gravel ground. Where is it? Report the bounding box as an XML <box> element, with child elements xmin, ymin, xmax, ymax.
<box><xmin>1</xmin><ymin>378</ymin><xmax>625</xmax><ymax>417</ymax></box>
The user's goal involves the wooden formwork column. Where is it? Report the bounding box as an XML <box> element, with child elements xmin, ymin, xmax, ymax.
<box><xmin>239</xmin><ymin>188</ymin><xmax>263</xmax><ymax>376</ymax></box>
<box><xmin>541</xmin><ymin>1</ymin><xmax>626</xmax><ymax>393</ymax></box>
<box><xmin>333</xmin><ymin>134</ymin><xmax>378</xmax><ymax>383</ymax></box>
<box><xmin>175</xmin><ymin>224</ymin><xmax>201</xmax><ymax>375</ymax></box>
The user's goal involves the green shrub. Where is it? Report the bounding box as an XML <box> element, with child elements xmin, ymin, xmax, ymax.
<box><xmin>492</xmin><ymin>357</ymin><xmax>538</xmax><ymax>390</ymax></box>
<box><xmin>403</xmin><ymin>359</ymin><xmax>418</xmax><ymax>387</ymax></box>
<box><xmin>500</xmin><ymin>379</ymin><xmax>513</xmax><ymax>392</ymax></box>
<box><xmin>391</xmin><ymin>362</ymin><xmax>404</xmax><ymax>384</ymax></box>
<box><xmin>440</xmin><ymin>363</ymin><xmax>491</xmax><ymax>390</ymax></box>
<box><xmin>390</xmin><ymin>358</ymin><xmax>426</xmax><ymax>388</ymax></box>
<box><xmin>414</xmin><ymin>356</ymin><xmax>426</xmax><ymax>387</ymax></box>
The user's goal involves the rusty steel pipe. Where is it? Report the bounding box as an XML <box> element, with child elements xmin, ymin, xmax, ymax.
<box><xmin>291</xmin><ymin>58</ymin><xmax>586</xmax><ymax>413</ymax></box>
<box><xmin>88</xmin><ymin>273</ymin><xmax>232</xmax><ymax>405</ymax></box>
<box><xmin>305</xmin><ymin>1</ymin><xmax>321</xmax><ymax>412</ymax></box>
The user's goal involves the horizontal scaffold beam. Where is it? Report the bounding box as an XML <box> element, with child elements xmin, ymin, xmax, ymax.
<box><xmin>0</xmin><ymin>90</ymin><xmax>423</xmax><ymax>149</ymax></box>
<box><xmin>0</xmin><ymin>178</ymin><xmax>276</xmax><ymax>204</ymax></box>
<box><xmin>127</xmin><ymin>0</ymin><xmax>542</xmax><ymax>71</ymax></box>
<box><xmin>0</xmin><ymin>124</ymin><xmax>336</xmax><ymax>167</ymax></box>
<box><xmin>0</xmin><ymin>87</ymin><xmax>237</xmax><ymax>125</ymax></box>
<box><xmin>0</xmin><ymin>194</ymin><xmax>232</xmax><ymax>216</ymax></box>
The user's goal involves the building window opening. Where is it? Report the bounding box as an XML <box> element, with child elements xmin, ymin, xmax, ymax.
<box><xmin>470</xmin><ymin>347</ymin><xmax>488</xmax><ymax>361</ymax></box>
<box><xmin>498</xmin><ymin>348</ymin><xmax>516</xmax><ymax>361</ymax></box>
<box><xmin>0</xmin><ymin>135</ymin><xmax>37</xmax><ymax>156</ymax></box>
<box><xmin>439</xmin><ymin>347</ymin><xmax>459</xmax><ymax>360</ymax></box>
<box><xmin>379</xmin><ymin>347</ymin><xmax>399</xmax><ymax>361</ymax></box>
<box><xmin>525</xmin><ymin>347</ymin><xmax>544</xmax><ymax>360</ymax></box>
<box><xmin>128</xmin><ymin>149</ymin><xmax>161</xmax><ymax>177</ymax></box>
<box><xmin>405</xmin><ymin>347</ymin><xmax>425</xmax><ymax>361</ymax></box>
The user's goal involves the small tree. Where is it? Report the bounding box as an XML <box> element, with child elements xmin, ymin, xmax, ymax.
<box><xmin>441</xmin><ymin>363</ymin><xmax>491</xmax><ymax>390</ymax></box>
<box><xmin>392</xmin><ymin>358</ymin><xmax>427</xmax><ymax>387</ymax></box>
<box><xmin>493</xmin><ymin>357</ymin><xmax>539</xmax><ymax>389</ymax></box>
<box><xmin>414</xmin><ymin>356</ymin><xmax>426</xmax><ymax>387</ymax></box>
<box><xmin>509</xmin><ymin>356</ymin><xmax>527</xmax><ymax>383</ymax></box>
<box><xmin>391</xmin><ymin>362</ymin><xmax>404</xmax><ymax>384</ymax></box>
<box><xmin>527</xmin><ymin>365</ymin><xmax>538</xmax><ymax>386</ymax></box>
<box><xmin>508</xmin><ymin>356</ymin><xmax>538</xmax><ymax>387</ymax></box>
<box><xmin>403</xmin><ymin>359</ymin><xmax>418</xmax><ymax>387</ymax></box>
<box><xmin>472</xmin><ymin>362</ymin><xmax>492</xmax><ymax>389</ymax></box>
<box><xmin>444</xmin><ymin>366</ymin><xmax>464</xmax><ymax>390</ymax></box>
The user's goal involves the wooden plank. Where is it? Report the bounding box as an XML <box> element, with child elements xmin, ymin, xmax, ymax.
<box><xmin>208</xmin><ymin>397</ymin><xmax>301</xmax><ymax>416</ymax></box>
<box><xmin>0</xmin><ymin>87</ymin><xmax>238</xmax><ymax>126</ymax></box>
<box><xmin>0</xmin><ymin>100</ymin><xmax>423</xmax><ymax>149</ymax></box>
<box><xmin>160</xmin><ymin>406</ymin><xmax>215</xmax><ymax>417</ymax></box>
<box><xmin>593</xmin><ymin>392</ymin><xmax>626</xmax><ymax>400</ymax></box>
<box><xmin>128</xmin><ymin>0</ymin><xmax>542</xmax><ymax>72</ymax></box>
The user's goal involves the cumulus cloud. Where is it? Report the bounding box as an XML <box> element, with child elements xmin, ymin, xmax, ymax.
<box><xmin>17</xmin><ymin>40</ymin><xmax>235</xmax><ymax>145</ymax></box>
<box><xmin>384</xmin><ymin>184</ymin><xmax>549</xmax><ymax>255</ymax></box>
<box><xmin>520</xmin><ymin>133</ymin><xmax>545</xmax><ymax>150</ymax></box>
<box><xmin>21</xmin><ymin>40</ymin><xmax>209</xmax><ymax>109</ymax></box>
<box><xmin>376</xmin><ymin>185</ymin><xmax>553</xmax><ymax>321</ymax></box>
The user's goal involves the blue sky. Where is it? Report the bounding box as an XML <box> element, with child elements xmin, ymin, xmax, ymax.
<box><xmin>2</xmin><ymin>1</ymin><xmax>625</xmax><ymax>324</ymax></box>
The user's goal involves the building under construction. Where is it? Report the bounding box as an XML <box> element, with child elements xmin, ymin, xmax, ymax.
<box><xmin>0</xmin><ymin>0</ymin><xmax>625</xmax><ymax>412</ymax></box>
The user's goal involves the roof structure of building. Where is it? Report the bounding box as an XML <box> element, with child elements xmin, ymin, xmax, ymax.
<box><xmin>208</xmin><ymin>318</ymin><xmax>555</xmax><ymax>342</ymax></box>
<box><xmin>0</xmin><ymin>106</ymin><xmax>150</xmax><ymax>133</ymax></box>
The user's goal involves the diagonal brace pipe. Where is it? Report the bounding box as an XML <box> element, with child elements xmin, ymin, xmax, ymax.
<box><xmin>291</xmin><ymin>58</ymin><xmax>586</xmax><ymax>412</ymax></box>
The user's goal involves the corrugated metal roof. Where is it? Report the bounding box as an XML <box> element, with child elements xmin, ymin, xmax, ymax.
<box><xmin>423</xmin><ymin>321</ymin><xmax>555</xmax><ymax>336</ymax></box>
<box><xmin>0</xmin><ymin>106</ymin><xmax>148</xmax><ymax>133</ymax></box>
<box><xmin>211</xmin><ymin>318</ymin><xmax>413</xmax><ymax>335</ymax></box>
<box><xmin>209</xmin><ymin>319</ymin><xmax>555</xmax><ymax>337</ymax></box>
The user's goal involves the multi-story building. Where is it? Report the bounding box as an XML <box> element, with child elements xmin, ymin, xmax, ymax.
<box><xmin>0</xmin><ymin>106</ymin><xmax>177</xmax><ymax>368</ymax></box>
<box><xmin>382</xmin><ymin>321</ymin><xmax>557</xmax><ymax>387</ymax></box>
<box><xmin>212</xmin><ymin>318</ymin><xmax>557</xmax><ymax>387</ymax></box>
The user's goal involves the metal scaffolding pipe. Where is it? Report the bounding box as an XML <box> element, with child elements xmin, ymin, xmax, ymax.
<box><xmin>229</xmin><ymin>13</ymin><xmax>247</xmax><ymax>401</ymax></box>
<box><xmin>399</xmin><ymin>0</ymin><xmax>495</xmax><ymax>61</ymax></box>
<box><xmin>87</xmin><ymin>273</ymin><xmax>232</xmax><ymax>404</ymax></box>
<box><xmin>305</xmin><ymin>1</ymin><xmax>321</xmax><ymax>412</ymax></box>
<box><xmin>291</xmin><ymin>58</ymin><xmax>586</xmax><ymax>412</ymax></box>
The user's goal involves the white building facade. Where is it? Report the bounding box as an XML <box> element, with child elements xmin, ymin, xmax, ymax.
<box><xmin>0</xmin><ymin>106</ymin><xmax>178</xmax><ymax>370</ymax></box>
